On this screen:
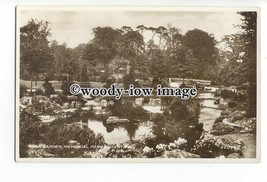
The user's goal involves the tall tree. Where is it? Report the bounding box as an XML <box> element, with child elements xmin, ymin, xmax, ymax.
<box><xmin>51</xmin><ymin>42</ymin><xmax>76</xmax><ymax>81</ymax></box>
<box><xmin>183</xmin><ymin>29</ymin><xmax>217</xmax><ymax>79</ymax></box>
<box><xmin>91</xmin><ymin>27</ymin><xmax>120</xmax><ymax>69</ymax></box>
<box><xmin>238</xmin><ymin>11</ymin><xmax>257</xmax><ymax>84</ymax></box>
<box><xmin>20</xmin><ymin>19</ymin><xmax>53</xmax><ymax>94</ymax></box>
<box><xmin>218</xmin><ymin>12</ymin><xmax>257</xmax><ymax>85</ymax></box>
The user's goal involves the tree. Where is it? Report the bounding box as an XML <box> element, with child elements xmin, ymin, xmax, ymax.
<box><xmin>118</xmin><ymin>29</ymin><xmax>144</xmax><ymax>61</ymax></box>
<box><xmin>20</xmin><ymin>19</ymin><xmax>53</xmax><ymax>94</ymax></box>
<box><xmin>51</xmin><ymin>41</ymin><xmax>75</xmax><ymax>81</ymax></box>
<box><xmin>148</xmin><ymin>49</ymin><xmax>170</xmax><ymax>86</ymax></box>
<box><xmin>183</xmin><ymin>29</ymin><xmax>217</xmax><ymax>79</ymax></box>
<box><xmin>217</xmin><ymin>12</ymin><xmax>257</xmax><ymax>117</ymax></box>
<box><xmin>238</xmin><ymin>12</ymin><xmax>257</xmax><ymax>84</ymax></box>
<box><xmin>91</xmin><ymin>27</ymin><xmax>120</xmax><ymax>69</ymax></box>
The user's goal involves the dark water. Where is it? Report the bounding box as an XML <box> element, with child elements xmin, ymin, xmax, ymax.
<box><xmin>87</xmin><ymin>92</ymin><xmax>221</xmax><ymax>144</ymax></box>
<box><xmin>87</xmin><ymin>120</ymin><xmax>153</xmax><ymax>144</ymax></box>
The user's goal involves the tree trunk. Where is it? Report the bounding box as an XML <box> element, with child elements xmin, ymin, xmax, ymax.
<box><xmin>35</xmin><ymin>74</ymin><xmax>37</xmax><ymax>86</ymax></box>
<box><xmin>30</xmin><ymin>71</ymin><xmax>33</xmax><ymax>95</ymax></box>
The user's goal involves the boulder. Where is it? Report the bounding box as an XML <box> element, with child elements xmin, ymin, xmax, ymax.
<box><xmin>20</xmin><ymin>96</ymin><xmax>32</xmax><ymax>106</ymax></box>
<box><xmin>192</xmin><ymin>133</ymin><xmax>244</xmax><ymax>158</ymax></box>
<box><xmin>32</xmin><ymin>95</ymin><xmax>49</xmax><ymax>104</ymax></box>
<box><xmin>211</xmin><ymin>122</ymin><xmax>235</xmax><ymax>135</ymax></box>
<box><xmin>228</xmin><ymin>110</ymin><xmax>246</xmax><ymax>122</ymax></box>
<box><xmin>32</xmin><ymin>95</ymin><xmax>62</xmax><ymax>114</ymax></box>
<box><xmin>221</xmin><ymin>109</ymin><xmax>232</xmax><ymax>116</ymax></box>
<box><xmin>161</xmin><ymin>149</ymin><xmax>200</xmax><ymax>158</ymax></box>
<box><xmin>63</xmin><ymin>102</ymin><xmax>70</xmax><ymax>109</ymax></box>
<box><xmin>214</xmin><ymin>115</ymin><xmax>224</xmax><ymax>123</ymax></box>
<box><xmin>135</xmin><ymin>98</ymin><xmax>144</xmax><ymax>106</ymax></box>
<box><xmin>67</xmin><ymin>95</ymin><xmax>78</xmax><ymax>101</ymax></box>
<box><xmin>227</xmin><ymin>153</ymin><xmax>241</xmax><ymax>158</ymax></box>
<box><xmin>70</xmin><ymin>101</ymin><xmax>77</xmax><ymax>108</ymax></box>
<box><xmin>234</xmin><ymin>117</ymin><xmax>256</xmax><ymax>134</ymax></box>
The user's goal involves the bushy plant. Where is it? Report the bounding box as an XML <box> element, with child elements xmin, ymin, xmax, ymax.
<box><xmin>61</xmin><ymin>81</ymin><xmax>74</xmax><ymax>95</ymax></box>
<box><xmin>19</xmin><ymin>111</ymin><xmax>48</xmax><ymax>157</ymax></box>
<box><xmin>42</xmin><ymin>79</ymin><xmax>55</xmax><ymax>96</ymax></box>
<box><xmin>35</xmin><ymin>89</ymin><xmax>44</xmax><ymax>96</ymax></box>
<box><xmin>20</xmin><ymin>84</ymin><xmax>28</xmax><ymax>98</ymax></box>
<box><xmin>220</xmin><ymin>90</ymin><xmax>237</xmax><ymax>99</ymax></box>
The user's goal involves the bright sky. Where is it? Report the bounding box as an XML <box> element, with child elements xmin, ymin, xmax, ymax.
<box><xmin>18</xmin><ymin>9</ymin><xmax>243</xmax><ymax>48</ymax></box>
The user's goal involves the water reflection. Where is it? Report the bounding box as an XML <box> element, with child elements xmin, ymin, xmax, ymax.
<box><xmin>87</xmin><ymin>120</ymin><xmax>153</xmax><ymax>144</ymax></box>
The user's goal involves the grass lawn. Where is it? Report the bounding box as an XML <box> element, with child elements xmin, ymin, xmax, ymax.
<box><xmin>20</xmin><ymin>80</ymin><xmax>123</xmax><ymax>90</ymax></box>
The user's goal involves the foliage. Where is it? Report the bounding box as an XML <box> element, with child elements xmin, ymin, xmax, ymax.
<box><xmin>150</xmin><ymin>98</ymin><xmax>202</xmax><ymax>150</ymax></box>
<box><xmin>219</xmin><ymin>90</ymin><xmax>237</xmax><ymax>99</ymax></box>
<box><xmin>192</xmin><ymin>133</ymin><xmax>244</xmax><ymax>158</ymax></box>
<box><xmin>20</xmin><ymin>85</ymin><xmax>28</xmax><ymax>98</ymax></box>
<box><xmin>19</xmin><ymin>111</ymin><xmax>48</xmax><ymax>157</ymax></box>
<box><xmin>91</xmin><ymin>27</ymin><xmax>120</xmax><ymax>69</ymax></box>
<box><xmin>106</xmin><ymin>98</ymin><xmax>149</xmax><ymax>121</ymax></box>
<box><xmin>61</xmin><ymin>81</ymin><xmax>74</xmax><ymax>95</ymax></box>
<box><xmin>20</xmin><ymin>19</ymin><xmax>53</xmax><ymax>91</ymax></box>
<box><xmin>45</xmin><ymin>122</ymin><xmax>105</xmax><ymax>147</ymax></box>
<box><xmin>122</xmin><ymin>69</ymin><xmax>135</xmax><ymax>89</ymax></box>
<box><xmin>42</xmin><ymin>79</ymin><xmax>55</xmax><ymax>96</ymax></box>
<box><xmin>35</xmin><ymin>89</ymin><xmax>44</xmax><ymax>96</ymax></box>
<box><xmin>50</xmin><ymin>41</ymin><xmax>77</xmax><ymax>81</ymax></box>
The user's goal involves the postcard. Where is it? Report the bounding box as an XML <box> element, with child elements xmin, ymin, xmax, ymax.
<box><xmin>16</xmin><ymin>7</ymin><xmax>260</xmax><ymax>162</ymax></box>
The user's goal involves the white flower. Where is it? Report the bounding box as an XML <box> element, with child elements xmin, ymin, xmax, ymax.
<box><xmin>156</xmin><ymin>144</ymin><xmax>167</xmax><ymax>151</ymax></box>
<box><xmin>143</xmin><ymin>146</ymin><xmax>153</xmax><ymax>154</ymax></box>
<box><xmin>169</xmin><ymin>143</ymin><xmax>176</xmax><ymax>149</ymax></box>
<box><xmin>174</xmin><ymin>138</ymin><xmax>187</xmax><ymax>146</ymax></box>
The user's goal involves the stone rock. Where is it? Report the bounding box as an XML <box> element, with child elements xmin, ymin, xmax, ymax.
<box><xmin>149</xmin><ymin>98</ymin><xmax>161</xmax><ymax>106</ymax></box>
<box><xmin>235</xmin><ymin>117</ymin><xmax>256</xmax><ymax>134</ymax></box>
<box><xmin>67</xmin><ymin>95</ymin><xmax>78</xmax><ymax>101</ymax></box>
<box><xmin>76</xmin><ymin>102</ymin><xmax>83</xmax><ymax>108</ymax></box>
<box><xmin>38</xmin><ymin>115</ymin><xmax>57</xmax><ymax>123</ymax></box>
<box><xmin>135</xmin><ymin>98</ymin><xmax>144</xmax><ymax>106</ymax></box>
<box><xmin>227</xmin><ymin>153</ymin><xmax>241</xmax><ymax>158</ymax></box>
<box><xmin>32</xmin><ymin>95</ymin><xmax>49</xmax><ymax>104</ymax></box>
<box><xmin>214</xmin><ymin>116</ymin><xmax>224</xmax><ymax>123</ymax></box>
<box><xmin>20</xmin><ymin>96</ymin><xmax>32</xmax><ymax>106</ymax></box>
<box><xmin>193</xmin><ymin>133</ymin><xmax>244</xmax><ymax>157</ymax></box>
<box><xmin>32</xmin><ymin>95</ymin><xmax>62</xmax><ymax>114</ymax></box>
<box><xmin>160</xmin><ymin>149</ymin><xmax>200</xmax><ymax>158</ymax></box>
<box><xmin>228</xmin><ymin>110</ymin><xmax>245</xmax><ymax>122</ymax></box>
<box><xmin>63</xmin><ymin>102</ymin><xmax>70</xmax><ymax>109</ymax></box>
<box><xmin>222</xmin><ymin>117</ymin><xmax>232</xmax><ymax>123</ymax></box>
<box><xmin>27</xmin><ymin>148</ymin><xmax>56</xmax><ymax>158</ymax></box>
<box><xmin>211</xmin><ymin>122</ymin><xmax>234</xmax><ymax>135</ymax></box>
<box><xmin>50</xmin><ymin>94</ymin><xmax>58</xmax><ymax>99</ymax></box>
<box><xmin>70</xmin><ymin>101</ymin><xmax>77</xmax><ymax>108</ymax></box>
<box><xmin>221</xmin><ymin>109</ymin><xmax>232</xmax><ymax>116</ymax></box>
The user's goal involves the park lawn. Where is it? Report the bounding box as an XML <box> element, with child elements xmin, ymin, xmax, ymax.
<box><xmin>20</xmin><ymin>80</ymin><xmax>123</xmax><ymax>90</ymax></box>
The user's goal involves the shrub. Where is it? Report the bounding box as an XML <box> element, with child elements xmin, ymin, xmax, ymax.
<box><xmin>45</xmin><ymin>122</ymin><xmax>105</xmax><ymax>148</ymax></box>
<box><xmin>20</xmin><ymin>84</ymin><xmax>28</xmax><ymax>98</ymax></box>
<box><xmin>19</xmin><ymin>111</ymin><xmax>48</xmax><ymax>157</ymax></box>
<box><xmin>220</xmin><ymin>90</ymin><xmax>237</xmax><ymax>99</ymax></box>
<box><xmin>35</xmin><ymin>89</ymin><xmax>44</xmax><ymax>96</ymax></box>
<box><xmin>42</xmin><ymin>79</ymin><xmax>55</xmax><ymax>96</ymax></box>
<box><xmin>150</xmin><ymin>98</ymin><xmax>202</xmax><ymax>150</ymax></box>
<box><xmin>61</xmin><ymin>81</ymin><xmax>74</xmax><ymax>95</ymax></box>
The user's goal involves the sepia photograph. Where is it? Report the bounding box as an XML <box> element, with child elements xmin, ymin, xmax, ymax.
<box><xmin>16</xmin><ymin>7</ymin><xmax>259</xmax><ymax>162</ymax></box>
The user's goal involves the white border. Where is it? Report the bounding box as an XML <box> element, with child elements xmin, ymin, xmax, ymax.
<box><xmin>15</xmin><ymin>6</ymin><xmax>261</xmax><ymax>163</ymax></box>
<box><xmin>1</xmin><ymin>0</ymin><xmax>266</xmax><ymax>181</ymax></box>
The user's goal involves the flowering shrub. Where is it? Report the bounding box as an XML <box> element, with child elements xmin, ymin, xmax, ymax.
<box><xmin>143</xmin><ymin>137</ymin><xmax>188</xmax><ymax>157</ymax></box>
<box><xmin>92</xmin><ymin>144</ymin><xmax>141</xmax><ymax>158</ymax></box>
<box><xmin>192</xmin><ymin>133</ymin><xmax>244</xmax><ymax>158</ymax></box>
